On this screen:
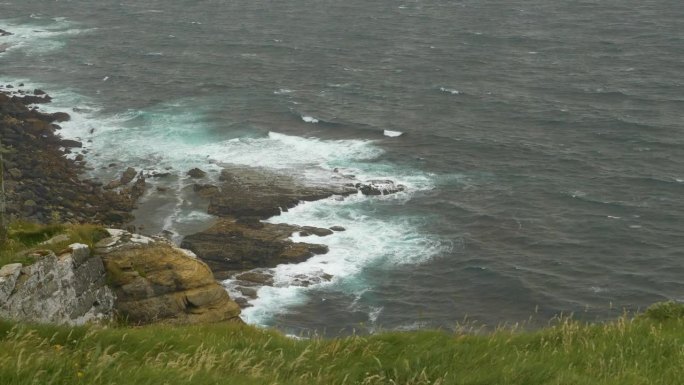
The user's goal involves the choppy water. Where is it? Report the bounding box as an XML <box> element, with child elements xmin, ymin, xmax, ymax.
<box><xmin>2</xmin><ymin>0</ymin><xmax>683</xmax><ymax>335</ymax></box>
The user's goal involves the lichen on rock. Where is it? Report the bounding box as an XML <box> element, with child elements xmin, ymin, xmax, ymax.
<box><xmin>97</xmin><ymin>229</ymin><xmax>241</xmax><ymax>325</ymax></box>
<box><xmin>0</xmin><ymin>244</ymin><xmax>115</xmax><ymax>325</ymax></box>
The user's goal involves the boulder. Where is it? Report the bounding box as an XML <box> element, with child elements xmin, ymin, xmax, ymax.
<box><xmin>97</xmin><ymin>229</ymin><xmax>241</xmax><ymax>325</ymax></box>
<box><xmin>60</xmin><ymin>139</ymin><xmax>83</xmax><ymax>148</ymax></box>
<box><xmin>50</xmin><ymin>112</ymin><xmax>70</xmax><ymax>122</ymax></box>
<box><xmin>187</xmin><ymin>168</ymin><xmax>207</xmax><ymax>178</ymax></box>
<box><xmin>120</xmin><ymin>167</ymin><xmax>137</xmax><ymax>185</ymax></box>
<box><xmin>300</xmin><ymin>226</ymin><xmax>334</xmax><ymax>237</ymax></box>
<box><xmin>356</xmin><ymin>180</ymin><xmax>406</xmax><ymax>196</ymax></box>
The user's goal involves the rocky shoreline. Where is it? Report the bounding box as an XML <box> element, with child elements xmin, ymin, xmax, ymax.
<box><xmin>0</xmin><ymin>74</ymin><xmax>406</xmax><ymax>312</ymax></box>
<box><xmin>0</xmin><ymin>85</ymin><xmax>145</xmax><ymax>226</ymax></box>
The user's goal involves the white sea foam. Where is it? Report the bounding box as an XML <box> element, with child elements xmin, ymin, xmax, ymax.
<box><xmin>383</xmin><ymin>129</ymin><xmax>403</xmax><ymax>137</ymax></box>
<box><xmin>301</xmin><ymin>115</ymin><xmax>319</xmax><ymax>123</ymax></box>
<box><xmin>0</xmin><ymin>18</ymin><xmax>95</xmax><ymax>55</ymax></box>
<box><xmin>239</xmin><ymin>193</ymin><xmax>447</xmax><ymax>326</ymax></box>
<box><xmin>3</xmin><ymin>78</ymin><xmax>441</xmax><ymax>326</ymax></box>
<box><xmin>439</xmin><ymin>87</ymin><xmax>460</xmax><ymax>95</ymax></box>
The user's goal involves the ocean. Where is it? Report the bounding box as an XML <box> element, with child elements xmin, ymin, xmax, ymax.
<box><xmin>1</xmin><ymin>0</ymin><xmax>683</xmax><ymax>335</ymax></box>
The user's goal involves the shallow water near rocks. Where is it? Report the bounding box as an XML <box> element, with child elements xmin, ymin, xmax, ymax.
<box><xmin>1</xmin><ymin>0</ymin><xmax>683</xmax><ymax>335</ymax></box>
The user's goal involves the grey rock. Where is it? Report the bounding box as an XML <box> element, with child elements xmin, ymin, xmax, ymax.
<box><xmin>0</xmin><ymin>264</ymin><xmax>22</xmax><ymax>303</ymax></box>
<box><xmin>0</xmin><ymin>245</ymin><xmax>115</xmax><ymax>325</ymax></box>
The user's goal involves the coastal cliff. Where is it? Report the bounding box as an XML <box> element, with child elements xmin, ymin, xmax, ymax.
<box><xmin>0</xmin><ymin>243</ymin><xmax>114</xmax><ymax>325</ymax></box>
<box><xmin>0</xmin><ymin>228</ymin><xmax>241</xmax><ymax>325</ymax></box>
<box><xmin>0</xmin><ymin>80</ymin><xmax>406</xmax><ymax>323</ymax></box>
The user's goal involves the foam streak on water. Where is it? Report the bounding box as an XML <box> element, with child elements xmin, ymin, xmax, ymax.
<box><xmin>240</xmin><ymin>192</ymin><xmax>447</xmax><ymax>326</ymax></box>
<box><xmin>0</xmin><ymin>17</ymin><xmax>94</xmax><ymax>55</ymax></box>
<box><xmin>1</xmin><ymin>71</ymin><xmax>443</xmax><ymax>327</ymax></box>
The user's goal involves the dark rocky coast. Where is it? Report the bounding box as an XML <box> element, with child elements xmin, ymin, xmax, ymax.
<box><xmin>0</xmin><ymin>85</ymin><xmax>145</xmax><ymax>226</ymax></box>
<box><xmin>0</xmin><ymin>77</ymin><xmax>406</xmax><ymax>310</ymax></box>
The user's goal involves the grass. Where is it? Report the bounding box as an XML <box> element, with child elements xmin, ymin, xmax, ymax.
<box><xmin>1</xmin><ymin>302</ymin><xmax>684</xmax><ymax>385</ymax></box>
<box><xmin>0</xmin><ymin>222</ymin><xmax>108</xmax><ymax>267</ymax></box>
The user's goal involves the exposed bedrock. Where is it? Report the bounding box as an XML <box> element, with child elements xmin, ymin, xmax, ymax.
<box><xmin>183</xmin><ymin>166</ymin><xmax>407</xmax><ymax>281</ymax></box>
<box><xmin>97</xmin><ymin>229</ymin><xmax>242</xmax><ymax>325</ymax></box>
<box><xmin>181</xmin><ymin>219</ymin><xmax>330</xmax><ymax>280</ymax></box>
<box><xmin>207</xmin><ymin>167</ymin><xmax>357</xmax><ymax>219</ymax></box>
<box><xmin>0</xmin><ymin>244</ymin><xmax>114</xmax><ymax>325</ymax></box>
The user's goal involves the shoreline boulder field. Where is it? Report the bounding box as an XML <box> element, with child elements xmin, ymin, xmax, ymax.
<box><xmin>0</xmin><ymin>86</ymin><xmax>144</xmax><ymax>226</ymax></box>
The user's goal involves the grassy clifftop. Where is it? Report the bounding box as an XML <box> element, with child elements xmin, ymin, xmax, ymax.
<box><xmin>1</xmin><ymin>302</ymin><xmax>683</xmax><ymax>385</ymax></box>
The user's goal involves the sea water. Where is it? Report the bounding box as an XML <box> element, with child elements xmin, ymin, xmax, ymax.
<box><xmin>1</xmin><ymin>0</ymin><xmax>683</xmax><ymax>335</ymax></box>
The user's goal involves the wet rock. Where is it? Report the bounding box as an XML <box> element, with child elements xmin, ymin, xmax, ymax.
<box><xmin>16</xmin><ymin>95</ymin><xmax>52</xmax><ymax>105</ymax></box>
<box><xmin>181</xmin><ymin>219</ymin><xmax>329</xmax><ymax>280</ymax></box>
<box><xmin>187</xmin><ymin>168</ymin><xmax>207</xmax><ymax>178</ymax></box>
<box><xmin>209</xmin><ymin>166</ymin><xmax>357</xmax><ymax>219</ymax></box>
<box><xmin>50</xmin><ymin>111</ymin><xmax>70</xmax><ymax>122</ymax></box>
<box><xmin>103</xmin><ymin>180</ymin><xmax>122</xmax><ymax>190</ymax></box>
<box><xmin>145</xmin><ymin>170</ymin><xmax>171</xmax><ymax>178</ymax></box>
<box><xmin>330</xmin><ymin>226</ymin><xmax>346</xmax><ymax>232</ymax></box>
<box><xmin>193</xmin><ymin>183</ymin><xmax>220</xmax><ymax>198</ymax></box>
<box><xmin>234</xmin><ymin>297</ymin><xmax>251</xmax><ymax>308</ymax></box>
<box><xmin>237</xmin><ymin>286</ymin><xmax>258</xmax><ymax>299</ymax></box>
<box><xmin>34</xmin><ymin>89</ymin><xmax>46</xmax><ymax>95</ymax></box>
<box><xmin>129</xmin><ymin>176</ymin><xmax>147</xmax><ymax>199</ymax></box>
<box><xmin>0</xmin><ymin>29</ymin><xmax>12</xmax><ymax>37</ymax></box>
<box><xmin>60</xmin><ymin>139</ymin><xmax>83</xmax><ymax>148</ymax></box>
<box><xmin>300</xmin><ymin>226</ymin><xmax>334</xmax><ymax>237</ymax></box>
<box><xmin>234</xmin><ymin>270</ymin><xmax>274</xmax><ymax>286</ymax></box>
<box><xmin>120</xmin><ymin>167</ymin><xmax>137</xmax><ymax>185</ymax></box>
<box><xmin>356</xmin><ymin>180</ymin><xmax>406</xmax><ymax>195</ymax></box>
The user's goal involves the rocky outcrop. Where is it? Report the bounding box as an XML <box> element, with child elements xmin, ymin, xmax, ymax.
<box><xmin>182</xmin><ymin>166</ymin><xmax>407</xmax><ymax>285</ymax></box>
<box><xmin>0</xmin><ymin>244</ymin><xmax>115</xmax><ymax>325</ymax></box>
<box><xmin>97</xmin><ymin>230</ymin><xmax>241</xmax><ymax>325</ymax></box>
<box><xmin>356</xmin><ymin>180</ymin><xmax>406</xmax><ymax>196</ymax></box>
<box><xmin>187</xmin><ymin>167</ymin><xmax>207</xmax><ymax>178</ymax></box>
<box><xmin>0</xmin><ymin>87</ymin><xmax>143</xmax><ymax>225</ymax></box>
<box><xmin>207</xmin><ymin>166</ymin><xmax>357</xmax><ymax>219</ymax></box>
<box><xmin>181</xmin><ymin>219</ymin><xmax>330</xmax><ymax>280</ymax></box>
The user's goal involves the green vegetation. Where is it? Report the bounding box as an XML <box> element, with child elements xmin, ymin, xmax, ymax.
<box><xmin>0</xmin><ymin>222</ymin><xmax>108</xmax><ymax>266</ymax></box>
<box><xmin>1</xmin><ymin>302</ymin><xmax>684</xmax><ymax>385</ymax></box>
